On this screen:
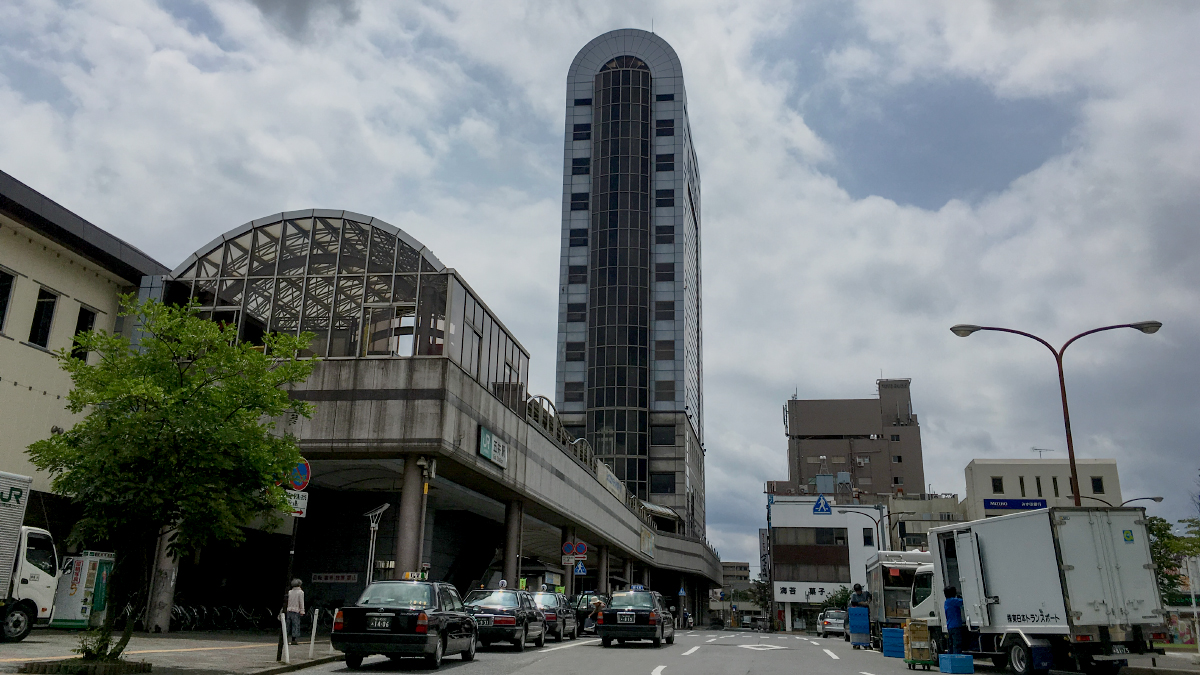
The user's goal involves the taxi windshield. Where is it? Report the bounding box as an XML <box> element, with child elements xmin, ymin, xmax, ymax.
<box><xmin>464</xmin><ymin>590</ymin><xmax>520</xmax><ymax>608</ymax></box>
<box><xmin>609</xmin><ymin>592</ymin><xmax>654</xmax><ymax>609</ymax></box>
<box><xmin>532</xmin><ymin>593</ymin><xmax>558</xmax><ymax>608</ymax></box>
<box><xmin>356</xmin><ymin>583</ymin><xmax>433</xmax><ymax>608</ymax></box>
<box><xmin>826</xmin><ymin>610</ymin><xmax>847</xmax><ymax>620</ymax></box>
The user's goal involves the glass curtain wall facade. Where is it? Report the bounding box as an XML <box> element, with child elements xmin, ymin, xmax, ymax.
<box><xmin>556</xmin><ymin>30</ymin><xmax>705</xmax><ymax>533</ymax></box>
<box><xmin>165</xmin><ymin>211</ymin><xmax>528</xmax><ymax>413</ymax></box>
<box><xmin>588</xmin><ymin>56</ymin><xmax>652</xmax><ymax>499</ymax></box>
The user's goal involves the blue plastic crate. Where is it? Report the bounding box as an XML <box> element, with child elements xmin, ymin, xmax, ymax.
<box><xmin>848</xmin><ymin>607</ymin><xmax>870</xmax><ymax>634</ymax></box>
<box><xmin>939</xmin><ymin>654</ymin><xmax>974</xmax><ymax>674</ymax></box>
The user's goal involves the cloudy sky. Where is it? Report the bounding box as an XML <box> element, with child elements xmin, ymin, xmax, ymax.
<box><xmin>3</xmin><ymin>0</ymin><xmax>1199</xmax><ymax>574</ymax></box>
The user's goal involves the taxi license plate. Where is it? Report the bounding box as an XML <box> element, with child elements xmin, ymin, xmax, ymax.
<box><xmin>1112</xmin><ymin>645</ymin><xmax>1129</xmax><ymax>654</ymax></box>
<box><xmin>367</xmin><ymin>616</ymin><xmax>392</xmax><ymax>630</ymax></box>
<box><xmin>476</xmin><ymin>616</ymin><xmax>493</xmax><ymax>626</ymax></box>
<box><xmin>618</xmin><ymin>613</ymin><xmax>635</xmax><ymax>624</ymax></box>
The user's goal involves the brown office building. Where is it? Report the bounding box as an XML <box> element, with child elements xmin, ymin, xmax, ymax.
<box><xmin>767</xmin><ymin>379</ymin><xmax>925</xmax><ymax>498</ymax></box>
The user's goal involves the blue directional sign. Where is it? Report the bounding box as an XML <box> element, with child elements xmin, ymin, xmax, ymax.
<box><xmin>813</xmin><ymin>494</ymin><xmax>832</xmax><ymax>515</ymax></box>
<box><xmin>678</xmin><ymin>588</ymin><xmax>687</xmax><ymax>596</ymax></box>
<box><xmin>574</xmin><ymin>562</ymin><xmax>587</xmax><ymax>575</ymax></box>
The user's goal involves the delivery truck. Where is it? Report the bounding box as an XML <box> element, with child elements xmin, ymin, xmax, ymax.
<box><xmin>910</xmin><ymin>507</ymin><xmax>1167</xmax><ymax>675</ymax></box>
<box><xmin>2</xmin><ymin>471</ymin><xmax>61</xmax><ymax>642</ymax></box>
<box><xmin>866</xmin><ymin>550</ymin><xmax>933</xmax><ymax>646</ymax></box>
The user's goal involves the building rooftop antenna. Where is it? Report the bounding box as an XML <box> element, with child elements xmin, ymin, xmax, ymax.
<box><xmin>1031</xmin><ymin>447</ymin><xmax>1056</xmax><ymax>459</ymax></box>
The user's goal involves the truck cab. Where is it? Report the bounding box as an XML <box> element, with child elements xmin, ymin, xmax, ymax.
<box><xmin>3</xmin><ymin>526</ymin><xmax>60</xmax><ymax>642</ymax></box>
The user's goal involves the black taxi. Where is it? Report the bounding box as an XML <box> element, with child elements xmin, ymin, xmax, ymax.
<box><xmin>596</xmin><ymin>586</ymin><xmax>675</xmax><ymax>648</ymax></box>
<box><xmin>531</xmin><ymin>590</ymin><xmax>578</xmax><ymax>641</ymax></box>
<box><xmin>462</xmin><ymin>588</ymin><xmax>546</xmax><ymax>651</ymax></box>
<box><xmin>331</xmin><ymin>580</ymin><xmax>477</xmax><ymax>669</ymax></box>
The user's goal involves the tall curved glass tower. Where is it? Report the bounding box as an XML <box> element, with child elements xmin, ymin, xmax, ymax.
<box><xmin>555</xmin><ymin>29</ymin><xmax>704</xmax><ymax>536</ymax></box>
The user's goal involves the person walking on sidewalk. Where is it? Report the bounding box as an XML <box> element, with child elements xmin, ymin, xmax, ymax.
<box><xmin>285</xmin><ymin>579</ymin><xmax>306</xmax><ymax>645</ymax></box>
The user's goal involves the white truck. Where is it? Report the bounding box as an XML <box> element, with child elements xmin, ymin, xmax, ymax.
<box><xmin>910</xmin><ymin>507</ymin><xmax>1167</xmax><ymax>675</ymax></box>
<box><xmin>866</xmin><ymin>549</ymin><xmax>933</xmax><ymax>644</ymax></box>
<box><xmin>2</xmin><ymin>471</ymin><xmax>61</xmax><ymax>642</ymax></box>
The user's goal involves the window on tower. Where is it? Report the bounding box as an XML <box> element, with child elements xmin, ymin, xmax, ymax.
<box><xmin>655</xmin><ymin>93</ymin><xmax>675</xmax><ymax>102</ymax></box>
<box><xmin>572</xmin><ymin>157</ymin><xmax>590</xmax><ymax>175</ymax></box>
<box><xmin>655</xmin><ymin>189</ymin><xmax>675</xmax><ymax>207</ymax></box>
<box><xmin>574</xmin><ymin>98</ymin><xmax>593</xmax><ymax>106</ymax></box>
<box><xmin>655</xmin><ymin>154</ymin><xmax>675</xmax><ymax>171</ymax></box>
<box><xmin>569</xmin><ymin>228</ymin><xmax>588</xmax><ymax>247</ymax></box>
<box><xmin>654</xmin><ymin>340</ymin><xmax>675</xmax><ymax>361</ymax></box>
<box><xmin>565</xmin><ymin>341</ymin><xmax>585</xmax><ymax>361</ymax></box>
<box><xmin>570</xmin><ymin>192</ymin><xmax>589</xmax><ymax>211</ymax></box>
<box><xmin>655</xmin><ymin>263</ymin><xmax>675</xmax><ymax>282</ymax></box>
<box><xmin>655</xmin><ymin>119</ymin><xmax>675</xmax><ymax>136</ymax></box>
<box><xmin>573</xmin><ymin>123</ymin><xmax>592</xmax><ymax>140</ymax></box>
<box><xmin>654</xmin><ymin>301</ymin><xmax>675</xmax><ymax>321</ymax></box>
<box><xmin>564</xmin><ymin>381</ymin><xmax>585</xmax><ymax>402</ymax></box>
<box><xmin>567</xmin><ymin>266</ymin><xmax>588</xmax><ymax>284</ymax></box>
<box><xmin>655</xmin><ymin>225</ymin><xmax>674</xmax><ymax>244</ymax></box>
<box><xmin>566</xmin><ymin>303</ymin><xmax>586</xmax><ymax>322</ymax></box>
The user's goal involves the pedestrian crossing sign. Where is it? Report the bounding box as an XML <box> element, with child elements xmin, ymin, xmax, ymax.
<box><xmin>813</xmin><ymin>495</ymin><xmax>832</xmax><ymax>514</ymax></box>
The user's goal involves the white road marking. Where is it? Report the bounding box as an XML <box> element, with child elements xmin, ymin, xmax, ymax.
<box><xmin>682</xmin><ymin>646</ymin><xmax>700</xmax><ymax>655</ymax></box>
<box><xmin>739</xmin><ymin>644</ymin><xmax>786</xmax><ymax>651</ymax></box>
<box><xmin>540</xmin><ymin>638</ymin><xmax>599</xmax><ymax>652</ymax></box>
<box><xmin>706</xmin><ymin>638</ymin><xmax>717</xmax><ymax>643</ymax></box>
<box><xmin>823</xmin><ymin>648</ymin><xmax>840</xmax><ymax>660</ymax></box>
<box><xmin>652</xmin><ymin>666</ymin><xmax>666</xmax><ymax>675</ymax></box>
<box><xmin>860</xmin><ymin>672</ymin><xmax>877</xmax><ymax>675</ymax></box>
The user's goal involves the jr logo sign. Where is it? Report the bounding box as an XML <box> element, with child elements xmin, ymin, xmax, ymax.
<box><xmin>0</xmin><ymin>486</ymin><xmax>24</xmax><ymax>505</ymax></box>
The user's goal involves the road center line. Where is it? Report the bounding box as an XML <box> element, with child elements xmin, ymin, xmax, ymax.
<box><xmin>705</xmin><ymin>638</ymin><xmax>717</xmax><ymax>643</ymax></box>
<box><xmin>652</xmin><ymin>666</ymin><xmax>666</xmax><ymax>675</ymax></box>
<box><xmin>823</xmin><ymin>648</ymin><xmax>840</xmax><ymax>660</ymax></box>
<box><xmin>682</xmin><ymin>646</ymin><xmax>700</xmax><ymax>655</ymax></box>
<box><xmin>860</xmin><ymin>672</ymin><xmax>877</xmax><ymax>675</ymax></box>
<box><xmin>540</xmin><ymin>638</ymin><xmax>599</xmax><ymax>652</ymax></box>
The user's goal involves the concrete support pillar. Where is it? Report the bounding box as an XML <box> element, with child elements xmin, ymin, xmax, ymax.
<box><xmin>560</xmin><ymin>526</ymin><xmax>576</xmax><ymax>597</ymax></box>
<box><xmin>624</xmin><ymin>559</ymin><xmax>633</xmax><ymax>590</ymax></box>
<box><xmin>145</xmin><ymin>530</ymin><xmax>179</xmax><ymax>633</ymax></box>
<box><xmin>503</xmin><ymin>500</ymin><xmax>523</xmax><ymax>587</ymax></box>
<box><xmin>598</xmin><ymin>546</ymin><xmax>609</xmax><ymax>595</ymax></box>
<box><xmin>394</xmin><ymin>456</ymin><xmax>425</xmax><ymax>575</ymax></box>
<box><xmin>641</xmin><ymin>566</ymin><xmax>650</xmax><ymax>587</ymax></box>
<box><xmin>784</xmin><ymin>602</ymin><xmax>792</xmax><ymax>632</ymax></box>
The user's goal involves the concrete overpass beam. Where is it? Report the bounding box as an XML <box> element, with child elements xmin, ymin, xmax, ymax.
<box><xmin>561</xmin><ymin>525</ymin><xmax>576</xmax><ymax>597</ymax></box>
<box><xmin>503</xmin><ymin>499</ymin><xmax>523</xmax><ymax>586</ymax></box>
<box><xmin>598</xmin><ymin>545</ymin><xmax>609</xmax><ymax>595</ymax></box>
<box><xmin>394</xmin><ymin>455</ymin><xmax>426</xmax><ymax>575</ymax></box>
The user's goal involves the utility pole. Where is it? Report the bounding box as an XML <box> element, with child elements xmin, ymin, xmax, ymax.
<box><xmin>766</xmin><ymin>494</ymin><xmax>775</xmax><ymax>633</ymax></box>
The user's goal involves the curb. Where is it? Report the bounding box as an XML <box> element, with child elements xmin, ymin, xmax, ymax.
<box><xmin>1121</xmin><ymin>667</ymin><xmax>1200</xmax><ymax>675</ymax></box>
<box><xmin>247</xmin><ymin>655</ymin><xmax>344</xmax><ymax>675</ymax></box>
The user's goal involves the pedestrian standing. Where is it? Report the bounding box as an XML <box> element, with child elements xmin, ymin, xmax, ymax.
<box><xmin>285</xmin><ymin>579</ymin><xmax>305</xmax><ymax>645</ymax></box>
<box><xmin>848</xmin><ymin>583</ymin><xmax>872</xmax><ymax>608</ymax></box>
<box><xmin>944</xmin><ymin>586</ymin><xmax>965</xmax><ymax>654</ymax></box>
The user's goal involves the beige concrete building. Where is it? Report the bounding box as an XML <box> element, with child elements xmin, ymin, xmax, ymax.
<box><xmin>767</xmin><ymin>379</ymin><xmax>926</xmax><ymax>498</ymax></box>
<box><xmin>961</xmin><ymin>458</ymin><xmax>1123</xmax><ymax>521</ymax></box>
<box><xmin>885</xmin><ymin>493</ymin><xmax>963</xmax><ymax>550</ymax></box>
<box><xmin>0</xmin><ymin>171</ymin><xmax>167</xmax><ymax>502</ymax></box>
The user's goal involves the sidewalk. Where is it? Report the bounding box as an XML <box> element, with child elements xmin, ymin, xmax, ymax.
<box><xmin>0</xmin><ymin>630</ymin><xmax>341</xmax><ymax>675</ymax></box>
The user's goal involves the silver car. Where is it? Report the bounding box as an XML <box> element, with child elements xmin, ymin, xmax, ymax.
<box><xmin>816</xmin><ymin>609</ymin><xmax>846</xmax><ymax>637</ymax></box>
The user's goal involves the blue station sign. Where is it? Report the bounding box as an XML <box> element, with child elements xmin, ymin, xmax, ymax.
<box><xmin>984</xmin><ymin>498</ymin><xmax>1047</xmax><ymax>510</ymax></box>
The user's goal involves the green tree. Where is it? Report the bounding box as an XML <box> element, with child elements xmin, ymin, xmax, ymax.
<box><xmin>1146</xmin><ymin>516</ymin><xmax>1185</xmax><ymax>598</ymax></box>
<box><xmin>750</xmin><ymin>578</ymin><xmax>773</xmax><ymax>613</ymax></box>
<box><xmin>28</xmin><ymin>297</ymin><xmax>314</xmax><ymax>661</ymax></box>
<box><xmin>822</xmin><ymin>586</ymin><xmax>852</xmax><ymax>611</ymax></box>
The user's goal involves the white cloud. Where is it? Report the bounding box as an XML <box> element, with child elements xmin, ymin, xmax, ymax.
<box><xmin>1</xmin><ymin>0</ymin><xmax>1197</xmax><ymax>579</ymax></box>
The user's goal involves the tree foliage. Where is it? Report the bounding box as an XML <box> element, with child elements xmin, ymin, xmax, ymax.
<box><xmin>27</xmin><ymin>297</ymin><xmax>314</xmax><ymax>659</ymax></box>
<box><xmin>749</xmin><ymin>578</ymin><xmax>773</xmax><ymax>612</ymax></box>
<box><xmin>822</xmin><ymin>586</ymin><xmax>852</xmax><ymax>611</ymax></box>
<box><xmin>1146</xmin><ymin>516</ymin><xmax>1185</xmax><ymax>598</ymax></box>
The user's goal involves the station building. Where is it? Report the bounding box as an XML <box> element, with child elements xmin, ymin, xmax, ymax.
<box><xmin>150</xmin><ymin>209</ymin><xmax>721</xmax><ymax>615</ymax></box>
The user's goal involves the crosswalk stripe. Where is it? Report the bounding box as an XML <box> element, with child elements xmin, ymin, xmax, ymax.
<box><xmin>824</xmin><ymin>649</ymin><xmax>840</xmax><ymax>660</ymax></box>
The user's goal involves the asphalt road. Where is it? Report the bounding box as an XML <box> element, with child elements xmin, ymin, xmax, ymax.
<box><xmin>306</xmin><ymin>630</ymin><xmax>987</xmax><ymax>675</ymax></box>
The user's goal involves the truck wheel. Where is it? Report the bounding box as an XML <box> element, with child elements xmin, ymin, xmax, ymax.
<box><xmin>344</xmin><ymin>654</ymin><xmax>364</xmax><ymax>670</ymax></box>
<box><xmin>1009</xmin><ymin>643</ymin><xmax>1033</xmax><ymax>675</ymax></box>
<box><xmin>601</xmin><ymin>637</ymin><xmax>612</xmax><ymax>647</ymax></box>
<box><xmin>992</xmin><ymin>654</ymin><xmax>1009</xmax><ymax>669</ymax></box>
<box><xmin>2</xmin><ymin>605</ymin><xmax>33</xmax><ymax>642</ymax></box>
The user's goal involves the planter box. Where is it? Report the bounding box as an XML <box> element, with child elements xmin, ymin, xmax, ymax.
<box><xmin>18</xmin><ymin>660</ymin><xmax>152</xmax><ymax>674</ymax></box>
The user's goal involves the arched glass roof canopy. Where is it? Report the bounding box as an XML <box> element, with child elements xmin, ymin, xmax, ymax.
<box><xmin>165</xmin><ymin>209</ymin><xmax>529</xmax><ymax>413</ymax></box>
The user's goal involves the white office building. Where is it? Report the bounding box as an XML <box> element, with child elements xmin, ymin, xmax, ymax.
<box><xmin>961</xmin><ymin>458</ymin><xmax>1123</xmax><ymax>521</ymax></box>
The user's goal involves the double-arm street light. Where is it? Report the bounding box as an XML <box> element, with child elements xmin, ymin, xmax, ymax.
<box><xmin>950</xmin><ymin>321</ymin><xmax>1162</xmax><ymax>506</ymax></box>
<box><xmin>1079</xmin><ymin>495</ymin><xmax>1164</xmax><ymax>508</ymax></box>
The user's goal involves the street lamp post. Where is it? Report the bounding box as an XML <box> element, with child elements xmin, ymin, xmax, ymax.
<box><xmin>838</xmin><ymin>510</ymin><xmax>883</xmax><ymax>552</ymax></box>
<box><xmin>1079</xmin><ymin>495</ymin><xmax>1165</xmax><ymax>508</ymax></box>
<box><xmin>950</xmin><ymin>321</ymin><xmax>1162</xmax><ymax>506</ymax></box>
